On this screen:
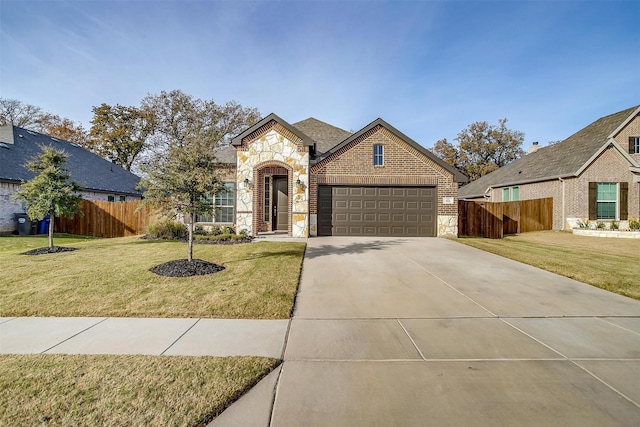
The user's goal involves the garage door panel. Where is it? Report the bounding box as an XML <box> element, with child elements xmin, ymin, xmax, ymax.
<box><xmin>318</xmin><ymin>185</ymin><xmax>436</xmax><ymax>237</ymax></box>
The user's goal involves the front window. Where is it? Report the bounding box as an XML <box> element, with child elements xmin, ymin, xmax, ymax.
<box><xmin>264</xmin><ymin>176</ymin><xmax>271</xmax><ymax>222</ymax></box>
<box><xmin>373</xmin><ymin>144</ymin><xmax>384</xmax><ymax>166</ymax></box>
<box><xmin>596</xmin><ymin>182</ymin><xmax>617</xmax><ymax>219</ymax></box>
<box><xmin>196</xmin><ymin>183</ymin><xmax>235</xmax><ymax>223</ymax></box>
<box><xmin>214</xmin><ymin>183</ymin><xmax>235</xmax><ymax>223</ymax></box>
<box><xmin>631</xmin><ymin>137</ymin><xmax>640</xmax><ymax>154</ymax></box>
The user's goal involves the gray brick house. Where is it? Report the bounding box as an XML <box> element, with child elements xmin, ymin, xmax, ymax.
<box><xmin>0</xmin><ymin>125</ymin><xmax>142</xmax><ymax>233</ymax></box>
<box><xmin>205</xmin><ymin>114</ymin><xmax>467</xmax><ymax>237</ymax></box>
<box><xmin>458</xmin><ymin>105</ymin><xmax>640</xmax><ymax>230</ymax></box>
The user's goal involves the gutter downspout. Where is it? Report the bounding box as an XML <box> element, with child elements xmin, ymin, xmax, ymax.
<box><xmin>558</xmin><ymin>177</ymin><xmax>565</xmax><ymax>231</ymax></box>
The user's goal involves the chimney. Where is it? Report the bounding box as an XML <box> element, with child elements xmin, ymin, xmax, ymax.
<box><xmin>528</xmin><ymin>141</ymin><xmax>540</xmax><ymax>154</ymax></box>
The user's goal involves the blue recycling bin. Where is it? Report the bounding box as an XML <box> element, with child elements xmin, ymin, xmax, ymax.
<box><xmin>38</xmin><ymin>215</ymin><xmax>51</xmax><ymax>234</ymax></box>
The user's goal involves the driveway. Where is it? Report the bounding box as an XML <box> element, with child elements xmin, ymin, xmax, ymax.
<box><xmin>270</xmin><ymin>237</ymin><xmax>640</xmax><ymax>426</ymax></box>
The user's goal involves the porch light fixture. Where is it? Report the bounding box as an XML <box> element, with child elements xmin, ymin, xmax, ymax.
<box><xmin>296</xmin><ymin>178</ymin><xmax>306</xmax><ymax>188</ymax></box>
<box><xmin>244</xmin><ymin>178</ymin><xmax>252</xmax><ymax>188</ymax></box>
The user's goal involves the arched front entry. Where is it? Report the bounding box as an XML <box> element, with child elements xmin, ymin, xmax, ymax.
<box><xmin>254</xmin><ymin>162</ymin><xmax>293</xmax><ymax>234</ymax></box>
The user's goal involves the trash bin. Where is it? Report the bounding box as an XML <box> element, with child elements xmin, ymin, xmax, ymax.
<box><xmin>38</xmin><ymin>215</ymin><xmax>51</xmax><ymax>234</ymax></box>
<box><xmin>14</xmin><ymin>213</ymin><xmax>32</xmax><ymax>236</ymax></box>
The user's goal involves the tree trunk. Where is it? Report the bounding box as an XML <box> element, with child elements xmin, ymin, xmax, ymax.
<box><xmin>48</xmin><ymin>215</ymin><xmax>54</xmax><ymax>249</ymax></box>
<box><xmin>188</xmin><ymin>215</ymin><xmax>193</xmax><ymax>262</ymax></box>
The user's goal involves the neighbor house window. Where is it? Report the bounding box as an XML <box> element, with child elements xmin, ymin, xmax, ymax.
<box><xmin>214</xmin><ymin>183</ymin><xmax>235</xmax><ymax>223</ymax></box>
<box><xmin>596</xmin><ymin>182</ymin><xmax>617</xmax><ymax>219</ymax></box>
<box><xmin>119</xmin><ymin>195</ymin><xmax>126</xmax><ymax>202</ymax></box>
<box><xmin>630</xmin><ymin>137</ymin><xmax>640</xmax><ymax>154</ymax></box>
<box><xmin>373</xmin><ymin>144</ymin><xmax>384</xmax><ymax>166</ymax></box>
<box><xmin>511</xmin><ymin>187</ymin><xmax>519</xmax><ymax>201</ymax></box>
<box><xmin>502</xmin><ymin>188</ymin><xmax>510</xmax><ymax>201</ymax></box>
<box><xmin>107</xmin><ymin>195</ymin><xmax>115</xmax><ymax>202</ymax></box>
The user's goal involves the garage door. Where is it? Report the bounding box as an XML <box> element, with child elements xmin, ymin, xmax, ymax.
<box><xmin>318</xmin><ymin>186</ymin><xmax>436</xmax><ymax>237</ymax></box>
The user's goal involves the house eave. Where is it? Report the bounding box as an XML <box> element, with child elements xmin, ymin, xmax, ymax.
<box><xmin>607</xmin><ymin>106</ymin><xmax>640</xmax><ymax>139</ymax></box>
<box><xmin>317</xmin><ymin>117</ymin><xmax>469</xmax><ymax>183</ymax></box>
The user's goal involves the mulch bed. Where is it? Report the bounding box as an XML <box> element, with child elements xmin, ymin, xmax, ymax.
<box><xmin>149</xmin><ymin>259</ymin><xmax>225</xmax><ymax>277</ymax></box>
<box><xmin>21</xmin><ymin>246</ymin><xmax>78</xmax><ymax>255</ymax></box>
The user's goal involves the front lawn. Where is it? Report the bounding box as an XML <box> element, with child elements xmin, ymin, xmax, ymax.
<box><xmin>0</xmin><ymin>235</ymin><xmax>306</xmax><ymax>318</ymax></box>
<box><xmin>456</xmin><ymin>231</ymin><xmax>640</xmax><ymax>300</ymax></box>
<box><xmin>0</xmin><ymin>354</ymin><xmax>278</xmax><ymax>426</ymax></box>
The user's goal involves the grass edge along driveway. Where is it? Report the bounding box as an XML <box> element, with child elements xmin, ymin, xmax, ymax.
<box><xmin>455</xmin><ymin>230</ymin><xmax>640</xmax><ymax>300</ymax></box>
<box><xmin>0</xmin><ymin>235</ymin><xmax>306</xmax><ymax>319</ymax></box>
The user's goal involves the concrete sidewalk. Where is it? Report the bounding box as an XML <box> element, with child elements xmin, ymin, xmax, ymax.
<box><xmin>214</xmin><ymin>236</ymin><xmax>640</xmax><ymax>427</ymax></box>
<box><xmin>0</xmin><ymin>317</ymin><xmax>288</xmax><ymax>358</ymax></box>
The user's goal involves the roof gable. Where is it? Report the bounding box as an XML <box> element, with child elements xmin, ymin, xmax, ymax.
<box><xmin>316</xmin><ymin>118</ymin><xmax>468</xmax><ymax>182</ymax></box>
<box><xmin>231</xmin><ymin>113</ymin><xmax>314</xmax><ymax>147</ymax></box>
<box><xmin>0</xmin><ymin>125</ymin><xmax>142</xmax><ymax>196</ymax></box>
<box><xmin>459</xmin><ymin>105</ymin><xmax>640</xmax><ymax>198</ymax></box>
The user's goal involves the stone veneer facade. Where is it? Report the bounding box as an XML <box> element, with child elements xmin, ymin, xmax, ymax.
<box><xmin>234</xmin><ymin>123</ymin><xmax>310</xmax><ymax>237</ymax></box>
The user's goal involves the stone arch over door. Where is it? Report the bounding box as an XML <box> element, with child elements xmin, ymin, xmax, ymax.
<box><xmin>254</xmin><ymin>161</ymin><xmax>293</xmax><ymax>235</ymax></box>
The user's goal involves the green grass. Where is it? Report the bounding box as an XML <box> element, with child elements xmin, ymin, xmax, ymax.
<box><xmin>455</xmin><ymin>231</ymin><xmax>640</xmax><ymax>300</ymax></box>
<box><xmin>0</xmin><ymin>354</ymin><xmax>279</xmax><ymax>426</ymax></box>
<box><xmin>0</xmin><ymin>234</ymin><xmax>306</xmax><ymax>318</ymax></box>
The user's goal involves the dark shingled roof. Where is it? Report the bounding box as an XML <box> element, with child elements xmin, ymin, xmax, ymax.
<box><xmin>0</xmin><ymin>125</ymin><xmax>142</xmax><ymax>196</ymax></box>
<box><xmin>459</xmin><ymin>105</ymin><xmax>640</xmax><ymax>199</ymax></box>
<box><xmin>292</xmin><ymin>118</ymin><xmax>352</xmax><ymax>153</ymax></box>
<box><xmin>214</xmin><ymin>145</ymin><xmax>237</xmax><ymax>165</ymax></box>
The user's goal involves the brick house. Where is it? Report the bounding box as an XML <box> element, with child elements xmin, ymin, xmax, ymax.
<box><xmin>204</xmin><ymin>113</ymin><xmax>467</xmax><ymax>237</ymax></box>
<box><xmin>0</xmin><ymin>125</ymin><xmax>143</xmax><ymax>233</ymax></box>
<box><xmin>458</xmin><ymin>105</ymin><xmax>640</xmax><ymax>230</ymax></box>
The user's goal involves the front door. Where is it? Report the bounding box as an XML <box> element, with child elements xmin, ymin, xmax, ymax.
<box><xmin>272</xmin><ymin>177</ymin><xmax>289</xmax><ymax>231</ymax></box>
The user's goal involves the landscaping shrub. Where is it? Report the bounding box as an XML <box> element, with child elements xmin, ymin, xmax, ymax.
<box><xmin>146</xmin><ymin>220</ymin><xmax>188</xmax><ymax>240</ymax></box>
<box><xmin>610</xmin><ymin>220</ymin><xmax>619</xmax><ymax>230</ymax></box>
<box><xmin>630</xmin><ymin>218</ymin><xmax>640</xmax><ymax>230</ymax></box>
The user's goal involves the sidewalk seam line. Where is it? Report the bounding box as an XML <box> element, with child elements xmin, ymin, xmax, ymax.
<box><xmin>403</xmin><ymin>255</ymin><xmax>497</xmax><ymax>317</ymax></box>
<box><xmin>596</xmin><ymin>317</ymin><xmax>640</xmax><ymax>337</ymax></box>
<box><xmin>397</xmin><ymin>319</ymin><xmax>426</xmax><ymax>361</ymax></box>
<box><xmin>499</xmin><ymin>318</ymin><xmax>569</xmax><ymax>359</ymax></box>
<box><xmin>572</xmin><ymin>360</ymin><xmax>640</xmax><ymax>408</ymax></box>
<box><xmin>160</xmin><ymin>318</ymin><xmax>200</xmax><ymax>356</ymax></box>
<box><xmin>40</xmin><ymin>317</ymin><xmax>110</xmax><ymax>354</ymax></box>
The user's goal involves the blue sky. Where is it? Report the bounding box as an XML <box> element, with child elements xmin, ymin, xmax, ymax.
<box><xmin>1</xmin><ymin>0</ymin><xmax>638</xmax><ymax>150</ymax></box>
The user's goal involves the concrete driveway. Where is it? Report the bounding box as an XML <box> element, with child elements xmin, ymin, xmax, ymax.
<box><xmin>269</xmin><ymin>237</ymin><xmax>640</xmax><ymax>426</ymax></box>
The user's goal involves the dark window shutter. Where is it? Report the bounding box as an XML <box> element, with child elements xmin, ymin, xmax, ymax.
<box><xmin>588</xmin><ymin>182</ymin><xmax>597</xmax><ymax>220</ymax></box>
<box><xmin>630</xmin><ymin>137</ymin><xmax>635</xmax><ymax>154</ymax></box>
<box><xmin>620</xmin><ymin>182</ymin><xmax>628</xmax><ymax>220</ymax></box>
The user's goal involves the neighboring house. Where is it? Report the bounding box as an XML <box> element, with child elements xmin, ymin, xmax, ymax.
<box><xmin>458</xmin><ymin>105</ymin><xmax>640</xmax><ymax>230</ymax></box>
<box><xmin>203</xmin><ymin>114</ymin><xmax>467</xmax><ymax>237</ymax></box>
<box><xmin>0</xmin><ymin>125</ymin><xmax>143</xmax><ymax>233</ymax></box>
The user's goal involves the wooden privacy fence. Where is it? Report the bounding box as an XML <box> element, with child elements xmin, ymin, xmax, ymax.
<box><xmin>458</xmin><ymin>198</ymin><xmax>553</xmax><ymax>239</ymax></box>
<box><xmin>56</xmin><ymin>200</ymin><xmax>153</xmax><ymax>238</ymax></box>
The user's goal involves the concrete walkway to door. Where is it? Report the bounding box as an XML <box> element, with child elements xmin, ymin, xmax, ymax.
<box><xmin>215</xmin><ymin>236</ymin><xmax>640</xmax><ymax>426</ymax></box>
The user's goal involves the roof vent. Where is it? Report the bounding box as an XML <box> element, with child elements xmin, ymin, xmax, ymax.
<box><xmin>26</xmin><ymin>130</ymin><xmax>37</xmax><ymax>136</ymax></box>
<box><xmin>18</xmin><ymin>134</ymin><xmax>24</xmax><ymax>138</ymax></box>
